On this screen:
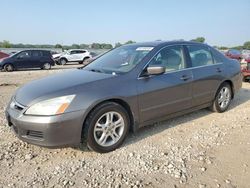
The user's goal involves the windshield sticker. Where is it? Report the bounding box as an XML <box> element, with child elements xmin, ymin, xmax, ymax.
<box><xmin>136</xmin><ymin>47</ymin><xmax>154</xmax><ymax>51</ymax></box>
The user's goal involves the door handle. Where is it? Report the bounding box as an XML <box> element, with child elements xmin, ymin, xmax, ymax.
<box><xmin>216</xmin><ymin>68</ymin><xmax>222</xmax><ymax>73</ymax></box>
<box><xmin>180</xmin><ymin>75</ymin><xmax>191</xmax><ymax>81</ymax></box>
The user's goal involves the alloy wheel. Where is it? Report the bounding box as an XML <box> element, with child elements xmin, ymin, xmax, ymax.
<box><xmin>93</xmin><ymin>111</ymin><xmax>125</xmax><ymax>147</ymax></box>
<box><xmin>218</xmin><ymin>87</ymin><xmax>231</xmax><ymax>109</ymax></box>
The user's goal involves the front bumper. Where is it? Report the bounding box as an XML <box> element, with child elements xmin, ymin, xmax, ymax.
<box><xmin>5</xmin><ymin>102</ymin><xmax>85</xmax><ymax>147</ymax></box>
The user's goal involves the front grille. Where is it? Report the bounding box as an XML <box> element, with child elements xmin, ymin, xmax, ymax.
<box><xmin>14</xmin><ymin>104</ymin><xmax>24</xmax><ymax>111</ymax></box>
<box><xmin>27</xmin><ymin>130</ymin><xmax>44</xmax><ymax>139</ymax></box>
<box><xmin>10</xmin><ymin>100</ymin><xmax>25</xmax><ymax>111</ymax></box>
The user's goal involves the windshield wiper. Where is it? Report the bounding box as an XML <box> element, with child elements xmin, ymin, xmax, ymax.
<box><xmin>89</xmin><ymin>68</ymin><xmax>103</xmax><ymax>73</ymax></box>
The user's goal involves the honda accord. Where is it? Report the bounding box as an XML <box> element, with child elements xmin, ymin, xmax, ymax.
<box><xmin>5</xmin><ymin>41</ymin><xmax>242</xmax><ymax>153</ymax></box>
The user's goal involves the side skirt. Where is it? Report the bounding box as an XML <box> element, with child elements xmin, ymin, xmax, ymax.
<box><xmin>135</xmin><ymin>102</ymin><xmax>212</xmax><ymax>131</ymax></box>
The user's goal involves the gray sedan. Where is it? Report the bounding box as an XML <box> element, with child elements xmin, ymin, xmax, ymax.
<box><xmin>5</xmin><ymin>41</ymin><xmax>242</xmax><ymax>153</ymax></box>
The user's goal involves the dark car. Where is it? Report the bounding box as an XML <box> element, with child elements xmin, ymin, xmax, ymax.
<box><xmin>0</xmin><ymin>51</ymin><xmax>10</xmax><ymax>59</ymax></box>
<box><xmin>0</xmin><ymin>50</ymin><xmax>55</xmax><ymax>72</ymax></box>
<box><xmin>225</xmin><ymin>49</ymin><xmax>242</xmax><ymax>60</ymax></box>
<box><xmin>5</xmin><ymin>41</ymin><xmax>242</xmax><ymax>153</ymax></box>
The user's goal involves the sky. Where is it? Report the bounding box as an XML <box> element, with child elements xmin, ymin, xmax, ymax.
<box><xmin>0</xmin><ymin>0</ymin><xmax>249</xmax><ymax>47</ymax></box>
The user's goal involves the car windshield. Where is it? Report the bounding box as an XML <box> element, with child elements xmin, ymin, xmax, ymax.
<box><xmin>84</xmin><ymin>45</ymin><xmax>154</xmax><ymax>74</ymax></box>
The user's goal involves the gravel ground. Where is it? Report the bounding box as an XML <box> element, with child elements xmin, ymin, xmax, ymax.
<box><xmin>0</xmin><ymin>65</ymin><xmax>249</xmax><ymax>188</ymax></box>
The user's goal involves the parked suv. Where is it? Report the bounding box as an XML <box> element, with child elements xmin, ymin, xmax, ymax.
<box><xmin>0</xmin><ymin>50</ymin><xmax>55</xmax><ymax>72</ymax></box>
<box><xmin>54</xmin><ymin>49</ymin><xmax>92</xmax><ymax>65</ymax></box>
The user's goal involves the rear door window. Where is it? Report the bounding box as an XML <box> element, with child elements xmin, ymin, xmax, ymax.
<box><xmin>211</xmin><ymin>49</ymin><xmax>226</xmax><ymax>63</ymax></box>
<box><xmin>187</xmin><ymin>45</ymin><xmax>214</xmax><ymax>67</ymax></box>
<box><xmin>31</xmin><ymin>51</ymin><xmax>42</xmax><ymax>57</ymax></box>
<box><xmin>70</xmin><ymin>50</ymin><xmax>77</xmax><ymax>54</ymax></box>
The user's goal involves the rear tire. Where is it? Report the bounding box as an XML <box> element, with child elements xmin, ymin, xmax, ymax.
<box><xmin>42</xmin><ymin>63</ymin><xmax>51</xmax><ymax>70</ymax></box>
<box><xmin>210</xmin><ymin>83</ymin><xmax>232</xmax><ymax>113</ymax></box>
<box><xmin>83</xmin><ymin>102</ymin><xmax>129</xmax><ymax>153</ymax></box>
<box><xmin>4</xmin><ymin>64</ymin><xmax>14</xmax><ymax>72</ymax></box>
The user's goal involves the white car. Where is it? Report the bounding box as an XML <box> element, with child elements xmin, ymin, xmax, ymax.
<box><xmin>54</xmin><ymin>49</ymin><xmax>92</xmax><ymax>65</ymax></box>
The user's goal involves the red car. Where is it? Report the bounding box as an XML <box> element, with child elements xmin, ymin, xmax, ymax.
<box><xmin>0</xmin><ymin>51</ymin><xmax>9</xmax><ymax>59</ymax></box>
<box><xmin>226</xmin><ymin>49</ymin><xmax>242</xmax><ymax>60</ymax></box>
<box><xmin>244</xmin><ymin>55</ymin><xmax>250</xmax><ymax>63</ymax></box>
<box><xmin>242</xmin><ymin>62</ymin><xmax>250</xmax><ymax>82</ymax></box>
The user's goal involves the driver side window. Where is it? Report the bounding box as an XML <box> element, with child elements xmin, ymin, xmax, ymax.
<box><xmin>17</xmin><ymin>51</ymin><xmax>31</xmax><ymax>59</ymax></box>
<box><xmin>149</xmin><ymin>46</ymin><xmax>185</xmax><ymax>72</ymax></box>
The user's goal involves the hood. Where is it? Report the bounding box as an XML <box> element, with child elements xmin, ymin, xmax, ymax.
<box><xmin>52</xmin><ymin>53</ymin><xmax>61</xmax><ymax>59</ymax></box>
<box><xmin>0</xmin><ymin>56</ymin><xmax>9</xmax><ymax>62</ymax></box>
<box><xmin>15</xmin><ymin>69</ymin><xmax>114</xmax><ymax>106</ymax></box>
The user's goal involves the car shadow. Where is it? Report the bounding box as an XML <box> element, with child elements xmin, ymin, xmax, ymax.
<box><xmin>74</xmin><ymin>87</ymin><xmax>250</xmax><ymax>152</ymax></box>
<box><xmin>122</xmin><ymin>87</ymin><xmax>250</xmax><ymax>149</ymax></box>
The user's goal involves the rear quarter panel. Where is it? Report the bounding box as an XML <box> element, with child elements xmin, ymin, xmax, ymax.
<box><xmin>224</xmin><ymin>59</ymin><xmax>242</xmax><ymax>93</ymax></box>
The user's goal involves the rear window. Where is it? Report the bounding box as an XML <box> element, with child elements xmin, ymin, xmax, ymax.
<box><xmin>229</xmin><ymin>49</ymin><xmax>241</xmax><ymax>55</ymax></box>
<box><xmin>187</xmin><ymin>45</ymin><xmax>214</xmax><ymax>67</ymax></box>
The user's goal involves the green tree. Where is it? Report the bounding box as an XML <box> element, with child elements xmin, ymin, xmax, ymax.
<box><xmin>125</xmin><ymin>40</ymin><xmax>136</xmax><ymax>44</ymax></box>
<box><xmin>191</xmin><ymin>37</ymin><xmax>205</xmax><ymax>43</ymax></box>
<box><xmin>80</xmin><ymin>44</ymin><xmax>89</xmax><ymax>49</ymax></box>
<box><xmin>218</xmin><ymin>46</ymin><xmax>228</xmax><ymax>50</ymax></box>
<box><xmin>115</xmin><ymin>42</ymin><xmax>122</xmax><ymax>48</ymax></box>
<box><xmin>91</xmin><ymin>43</ymin><xmax>101</xmax><ymax>49</ymax></box>
<box><xmin>100</xmin><ymin>43</ymin><xmax>113</xmax><ymax>49</ymax></box>
<box><xmin>55</xmin><ymin>44</ymin><xmax>62</xmax><ymax>49</ymax></box>
<box><xmin>1</xmin><ymin>40</ymin><xmax>12</xmax><ymax>48</ymax></box>
<box><xmin>243</xmin><ymin>41</ymin><xmax>250</xmax><ymax>49</ymax></box>
<box><xmin>71</xmin><ymin>44</ymin><xmax>80</xmax><ymax>49</ymax></box>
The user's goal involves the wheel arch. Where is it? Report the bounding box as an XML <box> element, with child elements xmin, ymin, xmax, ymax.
<box><xmin>81</xmin><ymin>98</ymin><xmax>135</xmax><ymax>141</ymax></box>
<box><xmin>59</xmin><ymin>57</ymin><xmax>68</xmax><ymax>61</ymax></box>
<box><xmin>3</xmin><ymin>63</ymin><xmax>15</xmax><ymax>70</ymax></box>
<box><xmin>83</xmin><ymin>56</ymin><xmax>90</xmax><ymax>60</ymax></box>
<box><xmin>218</xmin><ymin>80</ymin><xmax>234</xmax><ymax>99</ymax></box>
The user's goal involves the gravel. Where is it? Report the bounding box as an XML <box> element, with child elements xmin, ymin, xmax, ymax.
<box><xmin>0</xmin><ymin>66</ymin><xmax>249</xmax><ymax>187</ymax></box>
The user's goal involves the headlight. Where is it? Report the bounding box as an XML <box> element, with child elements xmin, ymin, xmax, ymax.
<box><xmin>25</xmin><ymin>95</ymin><xmax>75</xmax><ymax>115</ymax></box>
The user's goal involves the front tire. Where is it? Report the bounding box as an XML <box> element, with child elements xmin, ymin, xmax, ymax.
<box><xmin>210</xmin><ymin>83</ymin><xmax>232</xmax><ymax>113</ymax></box>
<box><xmin>83</xmin><ymin>102</ymin><xmax>129</xmax><ymax>153</ymax></box>
<box><xmin>4</xmin><ymin>64</ymin><xmax>14</xmax><ymax>72</ymax></box>
<box><xmin>60</xmin><ymin>58</ymin><xmax>67</xmax><ymax>65</ymax></box>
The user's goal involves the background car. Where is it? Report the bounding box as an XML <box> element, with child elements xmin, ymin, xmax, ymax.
<box><xmin>0</xmin><ymin>50</ymin><xmax>55</xmax><ymax>72</ymax></box>
<box><xmin>0</xmin><ymin>51</ymin><xmax>10</xmax><ymax>59</ymax></box>
<box><xmin>241</xmin><ymin>50</ymin><xmax>250</xmax><ymax>63</ymax></box>
<box><xmin>54</xmin><ymin>49</ymin><xmax>92</xmax><ymax>65</ymax></box>
<box><xmin>225</xmin><ymin>49</ymin><xmax>242</xmax><ymax>60</ymax></box>
<box><xmin>242</xmin><ymin>61</ymin><xmax>250</xmax><ymax>82</ymax></box>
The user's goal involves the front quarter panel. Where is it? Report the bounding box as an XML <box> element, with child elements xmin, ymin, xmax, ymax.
<box><xmin>68</xmin><ymin>75</ymin><xmax>140</xmax><ymax>128</ymax></box>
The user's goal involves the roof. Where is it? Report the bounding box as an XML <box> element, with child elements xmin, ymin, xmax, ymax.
<box><xmin>125</xmin><ymin>40</ymin><xmax>208</xmax><ymax>48</ymax></box>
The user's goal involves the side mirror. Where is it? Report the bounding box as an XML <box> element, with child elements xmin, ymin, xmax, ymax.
<box><xmin>147</xmin><ymin>66</ymin><xmax>165</xmax><ymax>75</ymax></box>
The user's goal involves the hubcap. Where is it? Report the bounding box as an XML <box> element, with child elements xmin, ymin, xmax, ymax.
<box><xmin>93</xmin><ymin>111</ymin><xmax>125</xmax><ymax>147</ymax></box>
<box><xmin>61</xmin><ymin>59</ymin><xmax>66</xmax><ymax>65</ymax></box>
<box><xmin>218</xmin><ymin>87</ymin><xmax>231</xmax><ymax>109</ymax></box>
<box><xmin>44</xmin><ymin>63</ymin><xmax>50</xmax><ymax>69</ymax></box>
<box><xmin>6</xmin><ymin>65</ymin><xmax>12</xmax><ymax>71</ymax></box>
